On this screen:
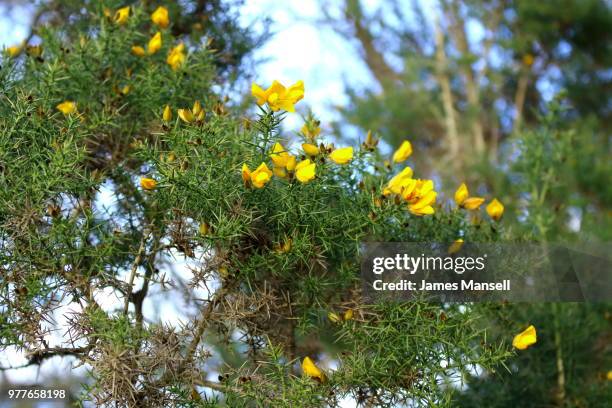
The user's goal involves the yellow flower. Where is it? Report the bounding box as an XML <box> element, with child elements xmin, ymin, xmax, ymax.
<box><xmin>286</xmin><ymin>155</ymin><xmax>296</xmax><ymax>171</ymax></box>
<box><xmin>392</xmin><ymin>140</ymin><xmax>412</xmax><ymax>163</ymax></box>
<box><xmin>167</xmin><ymin>43</ymin><xmax>186</xmax><ymax>70</ymax></box>
<box><xmin>301</xmin><ymin>357</ymin><xmax>325</xmax><ymax>382</ymax></box>
<box><xmin>151</xmin><ymin>6</ymin><xmax>170</xmax><ymax>29</ymax></box>
<box><xmin>56</xmin><ymin>101</ymin><xmax>77</xmax><ymax>115</ymax></box>
<box><xmin>463</xmin><ymin>197</ymin><xmax>485</xmax><ymax>210</ymax></box>
<box><xmin>178</xmin><ymin>108</ymin><xmax>194</xmax><ymax>123</ymax></box>
<box><xmin>131</xmin><ymin>45</ymin><xmax>145</xmax><ymax>57</ymax></box>
<box><xmin>607</xmin><ymin>371</ymin><xmax>612</xmax><ymax>381</ymax></box>
<box><xmin>448</xmin><ymin>239</ymin><xmax>464</xmax><ymax>255</ymax></box>
<box><xmin>273</xmin><ymin>166</ymin><xmax>287</xmax><ymax>178</ymax></box>
<box><xmin>140</xmin><ymin>177</ymin><xmax>157</xmax><ymax>190</ymax></box>
<box><xmin>26</xmin><ymin>45</ymin><xmax>42</xmax><ymax>58</ymax></box>
<box><xmin>241</xmin><ymin>164</ymin><xmax>252</xmax><ymax>187</ymax></box>
<box><xmin>454</xmin><ymin>183</ymin><xmax>484</xmax><ymax>210</ymax></box>
<box><xmin>383</xmin><ymin>167</ymin><xmax>413</xmax><ymax>196</ymax></box>
<box><xmin>281</xmin><ymin>237</ymin><xmax>292</xmax><ymax>252</ymax></box>
<box><xmin>192</xmin><ymin>100</ymin><xmax>203</xmax><ymax>116</ymax></box>
<box><xmin>199</xmin><ymin>222</ymin><xmax>210</xmax><ymax>235</ymax></box>
<box><xmin>522</xmin><ymin>54</ymin><xmax>534</xmax><ymax>67</ymax></box>
<box><xmin>6</xmin><ymin>45</ymin><xmax>22</xmax><ymax>57</ymax></box>
<box><xmin>243</xmin><ymin>163</ymin><xmax>272</xmax><ymax>189</ymax></box>
<box><xmin>343</xmin><ymin>309</ymin><xmax>354</xmax><ymax>321</ymax></box>
<box><xmin>454</xmin><ymin>183</ymin><xmax>469</xmax><ymax>206</ymax></box>
<box><xmin>402</xmin><ymin>179</ymin><xmax>437</xmax><ymax>216</ymax></box>
<box><xmin>162</xmin><ymin>105</ymin><xmax>172</xmax><ymax>121</ymax></box>
<box><xmin>251</xmin><ymin>163</ymin><xmax>273</xmax><ymax>188</ymax></box>
<box><xmin>114</xmin><ymin>6</ymin><xmax>130</xmax><ymax>25</ymax></box>
<box><xmin>275</xmin><ymin>236</ymin><xmax>292</xmax><ymax>253</ymax></box>
<box><xmin>329</xmin><ymin>147</ymin><xmax>353</xmax><ymax>165</ymax></box>
<box><xmin>270</xmin><ymin>142</ymin><xmax>291</xmax><ymax>168</ymax></box>
<box><xmin>120</xmin><ymin>85</ymin><xmax>131</xmax><ymax>95</ymax></box>
<box><xmin>148</xmin><ymin>32</ymin><xmax>162</xmax><ymax>55</ymax></box>
<box><xmin>328</xmin><ymin>312</ymin><xmax>341</xmax><ymax>323</ymax></box>
<box><xmin>190</xmin><ymin>100</ymin><xmax>205</xmax><ymax>121</ymax></box>
<box><xmin>295</xmin><ymin>159</ymin><xmax>316</xmax><ymax>183</ymax></box>
<box><xmin>251</xmin><ymin>80</ymin><xmax>304</xmax><ymax>112</ymax></box>
<box><xmin>512</xmin><ymin>325</ymin><xmax>537</xmax><ymax>350</ymax></box>
<box><xmin>486</xmin><ymin>198</ymin><xmax>504</xmax><ymax>221</ymax></box>
<box><xmin>302</xmin><ymin>143</ymin><xmax>319</xmax><ymax>156</ymax></box>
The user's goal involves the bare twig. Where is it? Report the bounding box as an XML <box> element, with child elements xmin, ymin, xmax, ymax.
<box><xmin>124</xmin><ymin>233</ymin><xmax>148</xmax><ymax>315</ymax></box>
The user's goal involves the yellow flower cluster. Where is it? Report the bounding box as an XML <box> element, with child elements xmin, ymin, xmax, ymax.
<box><xmin>162</xmin><ymin>101</ymin><xmax>205</xmax><ymax>124</ymax></box>
<box><xmin>167</xmin><ymin>43</ymin><xmax>186</xmax><ymax>70</ymax></box>
<box><xmin>328</xmin><ymin>309</ymin><xmax>354</xmax><ymax>323</ymax></box>
<box><xmin>251</xmin><ymin>80</ymin><xmax>304</xmax><ymax>112</ymax></box>
<box><xmin>383</xmin><ymin>166</ymin><xmax>437</xmax><ymax>216</ymax></box>
<box><xmin>119</xmin><ymin>6</ymin><xmax>185</xmax><ymax>70</ymax></box>
<box><xmin>241</xmin><ymin>81</ymin><xmax>355</xmax><ymax>189</ymax></box>
<box><xmin>3</xmin><ymin>42</ymin><xmax>43</xmax><ymax>59</ymax></box>
<box><xmin>454</xmin><ymin>183</ymin><xmax>504</xmax><ymax>221</ymax></box>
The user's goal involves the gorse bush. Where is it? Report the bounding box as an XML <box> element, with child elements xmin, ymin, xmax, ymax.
<box><xmin>1</xmin><ymin>2</ymin><xmax>609</xmax><ymax>407</ymax></box>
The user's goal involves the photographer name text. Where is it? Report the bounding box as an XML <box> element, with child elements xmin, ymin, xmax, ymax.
<box><xmin>372</xmin><ymin>279</ymin><xmax>511</xmax><ymax>291</ymax></box>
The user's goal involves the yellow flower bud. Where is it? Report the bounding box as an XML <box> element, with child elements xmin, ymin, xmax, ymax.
<box><xmin>178</xmin><ymin>108</ymin><xmax>194</xmax><ymax>123</ymax></box>
<box><xmin>131</xmin><ymin>45</ymin><xmax>145</xmax><ymax>57</ymax></box>
<box><xmin>463</xmin><ymin>197</ymin><xmax>485</xmax><ymax>210</ymax></box>
<box><xmin>140</xmin><ymin>177</ymin><xmax>157</xmax><ymax>190</ymax></box>
<box><xmin>114</xmin><ymin>6</ymin><xmax>130</xmax><ymax>25</ymax></box>
<box><xmin>286</xmin><ymin>155</ymin><xmax>297</xmax><ymax>172</ymax></box>
<box><xmin>151</xmin><ymin>6</ymin><xmax>170</xmax><ymax>29</ymax></box>
<box><xmin>328</xmin><ymin>312</ymin><xmax>341</xmax><ymax>323</ymax></box>
<box><xmin>192</xmin><ymin>100</ymin><xmax>202</xmax><ymax>116</ymax></box>
<box><xmin>163</xmin><ymin>105</ymin><xmax>172</xmax><ymax>122</ymax></box>
<box><xmin>6</xmin><ymin>45</ymin><xmax>22</xmax><ymax>57</ymax></box>
<box><xmin>486</xmin><ymin>198</ymin><xmax>504</xmax><ymax>221</ymax></box>
<box><xmin>392</xmin><ymin>140</ymin><xmax>412</xmax><ymax>163</ymax></box>
<box><xmin>454</xmin><ymin>183</ymin><xmax>469</xmax><ymax>206</ymax></box>
<box><xmin>448</xmin><ymin>239</ymin><xmax>464</xmax><ymax>255</ymax></box>
<box><xmin>147</xmin><ymin>32</ymin><xmax>162</xmax><ymax>55</ymax></box>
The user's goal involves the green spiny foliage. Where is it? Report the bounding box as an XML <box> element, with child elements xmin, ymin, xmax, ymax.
<box><xmin>2</xmin><ymin>2</ymin><xmax>608</xmax><ymax>408</ymax></box>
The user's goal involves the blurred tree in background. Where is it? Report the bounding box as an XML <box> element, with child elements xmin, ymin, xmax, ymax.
<box><xmin>322</xmin><ymin>0</ymin><xmax>611</xmax><ymax>207</ymax></box>
<box><xmin>320</xmin><ymin>0</ymin><xmax>612</xmax><ymax>406</ymax></box>
<box><xmin>0</xmin><ymin>1</ymin><xmax>610</xmax><ymax>407</ymax></box>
